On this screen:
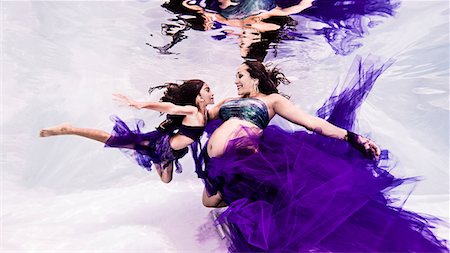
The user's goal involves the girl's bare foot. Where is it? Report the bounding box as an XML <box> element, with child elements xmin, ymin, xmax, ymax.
<box><xmin>39</xmin><ymin>123</ymin><xmax>72</xmax><ymax>137</ymax></box>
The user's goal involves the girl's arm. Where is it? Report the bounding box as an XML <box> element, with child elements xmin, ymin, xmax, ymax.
<box><xmin>113</xmin><ymin>93</ymin><xmax>197</xmax><ymax>116</ymax></box>
<box><xmin>207</xmin><ymin>97</ymin><xmax>236</xmax><ymax>120</ymax></box>
<box><xmin>272</xmin><ymin>94</ymin><xmax>381</xmax><ymax>159</ymax></box>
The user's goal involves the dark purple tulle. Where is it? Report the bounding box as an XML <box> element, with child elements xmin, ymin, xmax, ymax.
<box><xmin>303</xmin><ymin>0</ymin><xmax>400</xmax><ymax>55</ymax></box>
<box><xmin>279</xmin><ymin>0</ymin><xmax>400</xmax><ymax>55</ymax></box>
<box><xmin>202</xmin><ymin>56</ymin><xmax>448</xmax><ymax>252</ymax></box>
<box><xmin>299</xmin><ymin>0</ymin><xmax>398</xmax><ymax>21</ymax></box>
<box><xmin>208</xmin><ymin>126</ymin><xmax>447</xmax><ymax>252</ymax></box>
<box><xmin>104</xmin><ymin>116</ymin><xmax>187</xmax><ymax>172</ymax></box>
<box><xmin>317</xmin><ymin>55</ymin><xmax>395</xmax><ymax>130</ymax></box>
<box><xmin>203</xmin><ymin>0</ymin><xmax>399</xmax><ymax>21</ymax></box>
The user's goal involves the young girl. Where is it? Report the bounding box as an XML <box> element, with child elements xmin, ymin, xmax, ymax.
<box><xmin>40</xmin><ymin>79</ymin><xmax>214</xmax><ymax>183</ymax></box>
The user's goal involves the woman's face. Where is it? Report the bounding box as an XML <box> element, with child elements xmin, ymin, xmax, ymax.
<box><xmin>198</xmin><ymin>83</ymin><xmax>214</xmax><ymax>105</ymax></box>
<box><xmin>235</xmin><ymin>64</ymin><xmax>258</xmax><ymax>96</ymax></box>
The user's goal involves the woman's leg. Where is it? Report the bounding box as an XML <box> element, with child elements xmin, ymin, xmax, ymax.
<box><xmin>202</xmin><ymin>148</ymin><xmax>227</xmax><ymax>207</ymax></box>
<box><xmin>40</xmin><ymin>123</ymin><xmax>110</xmax><ymax>144</ymax></box>
<box><xmin>202</xmin><ymin>188</ymin><xmax>227</xmax><ymax>208</ymax></box>
<box><xmin>155</xmin><ymin>162</ymin><xmax>173</xmax><ymax>183</ymax></box>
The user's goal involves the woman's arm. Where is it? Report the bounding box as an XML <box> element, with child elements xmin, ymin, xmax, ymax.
<box><xmin>182</xmin><ymin>0</ymin><xmax>204</xmax><ymax>12</ymax></box>
<box><xmin>272</xmin><ymin>94</ymin><xmax>381</xmax><ymax>159</ymax></box>
<box><xmin>255</xmin><ymin>0</ymin><xmax>314</xmax><ymax>20</ymax></box>
<box><xmin>113</xmin><ymin>93</ymin><xmax>197</xmax><ymax>116</ymax></box>
<box><xmin>181</xmin><ymin>0</ymin><xmax>242</xmax><ymax>27</ymax></box>
<box><xmin>272</xmin><ymin>95</ymin><xmax>346</xmax><ymax>138</ymax></box>
<box><xmin>213</xmin><ymin>14</ymin><xmax>244</xmax><ymax>28</ymax></box>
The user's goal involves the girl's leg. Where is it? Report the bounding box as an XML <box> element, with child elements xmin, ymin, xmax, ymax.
<box><xmin>155</xmin><ymin>162</ymin><xmax>174</xmax><ymax>184</ymax></box>
<box><xmin>40</xmin><ymin>123</ymin><xmax>110</xmax><ymax>144</ymax></box>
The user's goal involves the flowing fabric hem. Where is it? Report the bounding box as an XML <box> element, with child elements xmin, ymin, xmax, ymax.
<box><xmin>104</xmin><ymin>115</ymin><xmax>187</xmax><ymax>172</ymax></box>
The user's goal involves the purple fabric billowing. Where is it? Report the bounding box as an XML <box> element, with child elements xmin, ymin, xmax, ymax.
<box><xmin>207</xmin><ymin>127</ymin><xmax>447</xmax><ymax>252</ymax></box>
<box><xmin>301</xmin><ymin>0</ymin><xmax>400</xmax><ymax>55</ymax></box>
<box><xmin>203</xmin><ymin>0</ymin><xmax>399</xmax><ymax>20</ymax></box>
<box><xmin>301</xmin><ymin>0</ymin><xmax>399</xmax><ymax>22</ymax></box>
<box><xmin>275</xmin><ymin>0</ymin><xmax>400</xmax><ymax>55</ymax></box>
<box><xmin>202</xmin><ymin>56</ymin><xmax>448</xmax><ymax>252</ymax></box>
<box><xmin>317</xmin><ymin>55</ymin><xmax>395</xmax><ymax>130</ymax></box>
<box><xmin>105</xmin><ymin>115</ymin><xmax>187</xmax><ymax>172</ymax></box>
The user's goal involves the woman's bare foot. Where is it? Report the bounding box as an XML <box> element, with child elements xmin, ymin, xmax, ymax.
<box><xmin>39</xmin><ymin>123</ymin><xmax>72</xmax><ymax>137</ymax></box>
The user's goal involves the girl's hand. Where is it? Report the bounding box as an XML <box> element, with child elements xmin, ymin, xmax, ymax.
<box><xmin>112</xmin><ymin>93</ymin><xmax>141</xmax><ymax>109</ymax></box>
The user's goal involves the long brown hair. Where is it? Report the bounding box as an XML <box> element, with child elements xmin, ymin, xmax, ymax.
<box><xmin>149</xmin><ymin>79</ymin><xmax>205</xmax><ymax>133</ymax></box>
<box><xmin>243</xmin><ymin>61</ymin><xmax>290</xmax><ymax>95</ymax></box>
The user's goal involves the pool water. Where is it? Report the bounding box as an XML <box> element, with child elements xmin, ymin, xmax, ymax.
<box><xmin>2</xmin><ymin>0</ymin><xmax>449</xmax><ymax>251</ymax></box>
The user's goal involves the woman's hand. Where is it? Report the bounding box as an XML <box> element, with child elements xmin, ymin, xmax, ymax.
<box><xmin>112</xmin><ymin>93</ymin><xmax>141</xmax><ymax>109</ymax></box>
<box><xmin>252</xmin><ymin>0</ymin><xmax>315</xmax><ymax>20</ymax></box>
<box><xmin>359</xmin><ymin>136</ymin><xmax>381</xmax><ymax>160</ymax></box>
<box><xmin>346</xmin><ymin>131</ymin><xmax>381</xmax><ymax>160</ymax></box>
<box><xmin>250</xmin><ymin>12</ymin><xmax>271</xmax><ymax>21</ymax></box>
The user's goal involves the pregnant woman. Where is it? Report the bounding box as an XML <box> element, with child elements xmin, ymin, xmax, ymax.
<box><xmin>200</xmin><ymin>60</ymin><xmax>448</xmax><ymax>252</ymax></box>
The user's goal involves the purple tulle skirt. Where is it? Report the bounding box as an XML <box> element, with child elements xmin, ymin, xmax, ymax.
<box><xmin>201</xmin><ymin>56</ymin><xmax>448</xmax><ymax>252</ymax></box>
<box><xmin>206</xmin><ymin>126</ymin><xmax>447</xmax><ymax>252</ymax></box>
<box><xmin>104</xmin><ymin>116</ymin><xmax>187</xmax><ymax>172</ymax></box>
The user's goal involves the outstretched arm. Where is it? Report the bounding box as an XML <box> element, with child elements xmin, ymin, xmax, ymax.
<box><xmin>272</xmin><ymin>94</ymin><xmax>380</xmax><ymax>159</ymax></box>
<box><xmin>113</xmin><ymin>93</ymin><xmax>197</xmax><ymax>115</ymax></box>
<box><xmin>213</xmin><ymin>14</ymin><xmax>245</xmax><ymax>28</ymax></box>
<box><xmin>182</xmin><ymin>0</ymin><xmax>204</xmax><ymax>12</ymax></box>
<box><xmin>255</xmin><ymin>0</ymin><xmax>314</xmax><ymax>20</ymax></box>
<box><xmin>181</xmin><ymin>0</ymin><xmax>242</xmax><ymax>27</ymax></box>
<box><xmin>273</xmin><ymin>95</ymin><xmax>346</xmax><ymax>138</ymax></box>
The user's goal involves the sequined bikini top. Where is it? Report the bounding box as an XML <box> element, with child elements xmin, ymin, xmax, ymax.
<box><xmin>219</xmin><ymin>0</ymin><xmax>277</xmax><ymax>19</ymax></box>
<box><xmin>219</xmin><ymin>98</ymin><xmax>270</xmax><ymax>129</ymax></box>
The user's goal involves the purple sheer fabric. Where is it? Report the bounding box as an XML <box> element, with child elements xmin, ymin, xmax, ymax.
<box><xmin>208</xmin><ymin>126</ymin><xmax>447</xmax><ymax>252</ymax></box>
<box><xmin>303</xmin><ymin>0</ymin><xmax>400</xmax><ymax>55</ymax></box>
<box><xmin>279</xmin><ymin>0</ymin><xmax>400</xmax><ymax>55</ymax></box>
<box><xmin>317</xmin><ymin>55</ymin><xmax>395</xmax><ymax>129</ymax></box>
<box><xmin>202</xmin><ymin>56</ymin><xmax>448</xmax><ymax>252</ymax></box>
<box><xmin>104</xmin><ymin>116</ymin><xmax>187</xmax><ymax>173</ymax></box>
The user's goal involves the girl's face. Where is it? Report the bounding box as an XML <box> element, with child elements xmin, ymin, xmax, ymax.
<box><xmin>197</xmin><ymin>83</ymin><xmax>214</xmax><ymax>105</ymax></box>
<box><xmin>235</xmin><ymin>64</ymin><xmax>258</xmax><ymax>96</ymax></box>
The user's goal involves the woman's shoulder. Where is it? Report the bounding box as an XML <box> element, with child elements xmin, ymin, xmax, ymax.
<box><xmin>262</xmin><ymin>93</ymin><xmax>292</xmax><ymax>109</ymax></box>
<box><xmin>227</xmin><ymin>96</ymin><xmax>242</xmax><ymax>101</ymax></box>
<box><xmin>265</xmin><ymin>93</ymin><xmax>285</xmax><ymax>102</ymax></box>
<box><xmin>220</xmin><ymin>97</ymin><xmax>241</xmax><ymax>104</ymax></box>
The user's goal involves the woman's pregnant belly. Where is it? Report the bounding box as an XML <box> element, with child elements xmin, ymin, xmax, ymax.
<box><xmin>207</xmin><ymin>118</ymin><xmax>262</xmax><ymax>158</ymax></box>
